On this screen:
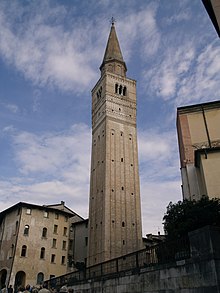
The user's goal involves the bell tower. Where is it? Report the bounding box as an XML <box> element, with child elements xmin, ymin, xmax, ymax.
<box><xmin>88</xmin><ymin>21</ymin><xmax>143</xmax><ymax>266</ymax></box>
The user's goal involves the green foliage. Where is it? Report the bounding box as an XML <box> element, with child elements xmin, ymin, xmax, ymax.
<box><xmin>163</xmin><ymin>196</ymin><xmax>220</xmax><ymax>239</ymax></box>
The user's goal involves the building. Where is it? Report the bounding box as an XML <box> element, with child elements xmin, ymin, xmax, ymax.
<box><xmin>88</xmin><ymin>21</ymin><xmax>143</xmax><ymax>266</ymax></box>
<box><xmin>177</xmin><ymin>100</ymin><xmax>220</xmax><ymax>200</ymax></box>
<box><xmin>0</xmin><ymin>201</ymin><xmax>84</xmax><ymax>289</ymax></box>
<box><xmin>202</xmin><ymin>0</ymin><xmax>220</xmax><ymax>37</ymax></box>
<box><xmin>68</xmin><ymin>219</ymin><xmax>88</xmax><ymax>272</ymax></box>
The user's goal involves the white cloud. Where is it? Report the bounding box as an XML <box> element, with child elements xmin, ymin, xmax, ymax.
<box><xmin>144</xmin><ymin>42</ymin><xmax>196</xmax><ymax>101</ymax></box>
<box><xmin>138</xmin><ymin>128</ymin><xmax>180</xmax><ymax>180</ymax></box>
<box><xmin>0</xmin><ymin>124</ymin><xmax>183</xmax><ymax>234</ymax></box>
<box><xmin>138</xmin><ymin>128</ymin><xmax>182</xmax><ymax>234</ymax></box>
<box><xmin>118</xmin><ymin>4</ymin><xmax>160</xmax><ymax>60</ymax></box>
<box><xmin>3</xmin><ymin>125</ymin><xmax>16</xmax><ymax>133</ymax></box>
<box><xmin>0</xmin><ymin>1</ymin><xmax>162</xmax><ymax>95</ymax></box>
<box><xmin>0</xmin><ymin>123</ymin><xmax>91</xmax><ymax>218</ymax></box>
<box><xmin>141</xmin><ymin>180</ymin><xmax>182</xmax><ymax>235</ymax></box>
<box><xmin>0</xmin><ymin>1</ymin><xmax>98</xmax><ymax>93</ymax></box>
<box><xmin>5</xmin><ymin>103</ymin><xmax>19</xmax><ymax>113</ymax></box>
<box><xmin>13</xmin><ymin>124</ymin><xmax>91</xmax><ymax>178</ymax></box>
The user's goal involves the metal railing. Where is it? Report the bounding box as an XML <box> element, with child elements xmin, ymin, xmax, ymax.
<box><xmin>45</xmin><ymin>236</ymin><xmax>190</xmax><ymax>289</ymax></box>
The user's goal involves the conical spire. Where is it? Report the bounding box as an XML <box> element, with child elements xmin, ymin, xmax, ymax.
<box><xmin>100</xmin><ymin>21</ymin><xmax>127</xmax><ymax>77</ymax></box>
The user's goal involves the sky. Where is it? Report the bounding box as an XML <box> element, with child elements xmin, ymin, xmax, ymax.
<box><xmin>0</xmin><ymin>0</ymin><xmax>220</xmax><ymax>236</ymax></box>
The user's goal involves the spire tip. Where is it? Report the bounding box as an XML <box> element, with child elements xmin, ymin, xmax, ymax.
<box><xmin>111</xmin><ymin>17</ymin><xmax>116</xmax><ymax>26</ymax></box>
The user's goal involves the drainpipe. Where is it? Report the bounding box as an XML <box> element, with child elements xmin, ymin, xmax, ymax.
<box><xmin>201</xmin><ymin>106</ymin><xmax>212</xmax><ymax>148</ymax></box>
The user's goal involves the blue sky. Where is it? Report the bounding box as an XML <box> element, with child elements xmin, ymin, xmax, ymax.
<box><xmin>0</xmin><ymin>0</ymin><xmax>220</xmax><ymax>235</ymax></box>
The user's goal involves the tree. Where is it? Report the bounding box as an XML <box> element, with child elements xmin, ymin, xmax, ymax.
<box><xmin>163</xmin><ymin>196</ymin><xmax>220</xmax><ymax>240</ymax></box>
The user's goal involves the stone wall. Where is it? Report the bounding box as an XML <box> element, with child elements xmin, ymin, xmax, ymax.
<box><xmin>68</xmin><ymin>226</ymin><xmax>220</xmax><ymax>292</ymax></box>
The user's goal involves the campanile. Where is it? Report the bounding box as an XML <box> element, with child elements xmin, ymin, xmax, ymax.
<box><xmin>88</xmin><ymin>21</ymin><xmax>143</xmax><ymax>266</ymax></box>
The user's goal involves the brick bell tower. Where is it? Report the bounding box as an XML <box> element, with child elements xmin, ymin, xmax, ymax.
<box><xmin>88</xmin><ymin>21</ymin><xmax>143</xmax><ymax>266</ymax></box>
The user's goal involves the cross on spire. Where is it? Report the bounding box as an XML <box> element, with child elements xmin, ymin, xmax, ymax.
<box><xmin>111</xmin><ymin>17</ymin><xmax>116</xmax><ymax>25</ymax></box>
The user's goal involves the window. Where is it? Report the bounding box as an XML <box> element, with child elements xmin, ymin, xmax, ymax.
<box><xmin>85</xmin><ymin>237</ymin><xmax>88</xmax><ymax>246</ymax></box>
<box><xmin>63</xmin><ymin>227</ymin><xmax>67</xmax><ymax>236</ymax></box>
<box><xmin>44</xmin><ymin>211</ymin><xmax>49</xmax><ymax>218</ymax></box>
<box><xmin>24</xmin><ymin>225</ymin><xmax>29</xmax><ymax>236</ymax></box>
<box><xmin>26</xmin><ymin>208</ymin><xmax>31</xmax><ymax>215</ymax></box>
<box><xmin>40</xmin><ymin>247</ymin><xmax>45</xmax><ymax>259</ymax></box>
<box><xmin>122</xmin><ymin>221</ymin><xmax>125</xmax><ymax>227</ymax></box>
<box><xmin>53</xmin><ymin>224</ymin><xmax>58</xmax><ymax>234</ymax></box>
<box><xmin>115</xmin><ymin>83</ymin><xmax>118</xmax><ymax>93</ymax></box>
<box><xmin>14</xmin><ymin>221</ymin><xmax>18</xmax><ymax>235</ymax></box>
<box><xmin>42</xmin><ymin>227</ymin><xmax>47</xmax><ymax>238</ymax></box>
<box><xmin>115</xmin><ymin>83</ymin><xmax>127</xmax><ymax>96</ymax></box>
<box><xmin>9</xmin><ymin>244</ymin><xmax>14</xmax><ymax>258</ymax></box>
<box><xmin>37</xmin><ymin>272</ymin><xmax>44</xmax><ymax>284</ymax></box>
<box><xmin>51</xmin><ymin>254</ymin><xmax>56</xmax><ymax>263</ymax></box>
<box><xmin>21</xmin><ymin>245</ymin><xmax>27</xmax><ymax>257</ymax></box>
<box><xmin>61</xmin><ymin>256</ymin><xmax>66</xmax><ymax>265</ymax></box>
<box><xmin>55</xmin><ymin>213</ymin><xmax>59</xmax><ymax>219</ymax></box>
<box><xmin>52</xmin><ymin>239</ymin><xmax>57</xmax><ymax>248</ymax></box>
<box><xmin>69</xmin><ymin>240</ymin><xmax>73</xmax><ymax>250</ymax></box>
<box><xmin>68</xmin><ymin>255</ymin><xmax>73</xmax><ymax>267</ymax></box>
<box><xmin>62</xmin><ymin>241</ymin><xmax>67</xmax><ymax>250</ymax></box>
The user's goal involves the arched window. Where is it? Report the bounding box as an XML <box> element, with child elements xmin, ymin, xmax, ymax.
<box><xmin>42</xmin><ymin>227</ymin><xmax>47</xmax><ymax>238</ymax></box>
<box><xmin>37</xmin><ymin>272</ymin><xmax>44</xmax><ymax>284</ymax></box>
<box><xmin>115</xmin><ymin>84</ymin><xmax>118</xmax><ymax>94</ymax></box>
<box><xmin>119</xmin><ymin>85</ymin><xmax>122</xmax><ymax>95</ymax></box>
<box><xmin>24</xmin><ymin>225</ymin><xmax>29</xmax><ymax>236</ymax></box>
<box><xmin>123</xmin><ymin>86</ymin><xmax>126</xmax><ymax>96</ymax></box>
<box><xmin>40</xmin><ymin>247</ymin><xmax>45</xmax><ymax>259</ymax></box>
<box><xmin>21</xmin><ymin>245</ymin><xmax>27</xmax><ymax>257</ymax></box>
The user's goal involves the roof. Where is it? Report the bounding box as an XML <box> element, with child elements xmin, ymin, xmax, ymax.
<box><xmin>0</xmin><ymin>201</ymin><xmax>84</xmax><ymax>220</ymax></box>
<box><xmin>99</xmin><ymin>22</ymin><xmax>127</xmax><ymax>72</ymax></box>
<box><xmin>177</xmin><ymin>100</ymin><xmax>220</xmax><ymax>115</ymax></box>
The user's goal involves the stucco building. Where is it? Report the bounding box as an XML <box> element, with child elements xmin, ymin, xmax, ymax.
<box><xmin>0</xmin><ymin>201</ymin><xmax>85</xmax><ymax>289</ymax></box>
<box><xmin>177</xmin><ymin>100</ymin><xmax>220</xmax><ymax>200</ymax></box>
<box><xmin>88</xmin><ymin>21</ymin><xmax>143</xmax><ymax>266</ymax></box>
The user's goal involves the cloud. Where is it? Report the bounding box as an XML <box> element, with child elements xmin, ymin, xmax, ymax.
<box><xmin>3</xmin><ymin>125</ymin><xmax>16</xmax><ymax>133</ymax></box>
<box><xmin>0</xmin><ymin>1</ymin><xmax>162</xmax><ymax>95</ymax></box>
<box><xmin>0</xmin><ymin>1</ymin><xmax>98</xmax><ymax>93</ymax></box>
<box><xmin>138</xmin><ymin>127</ymin><xmax>182</xmax><ymax>234</ymax></box>
<box><xmin>0</xmin><ymin>123</ymin><xmax>182</xmax><ymax>234</ymax></box>
<box><xmin>118</xmin><ymin>3</ymin><xmax>160</xmax><ymax>60</ymax></box>
<box><xmin>13</xmin><ymin>124</ymin><xmax>91</xmax><ymax>179</ymax></box>
<box><xmin>144</xmin><ymin>42</ymin><xmax>196</xmax><ymax>101</ymax></box>
<box><xmin>138</xmin><ymin>128</ymin><xmax>180</xmax><ymax>181</ymax></box>
<box><xmin>4</xmin><ymin>103</ymin><xmax>19</xmax><ymax>113</ymax></box>
<box><xmin>141</xmin><ymin>180</ymin><xmax>182</xmax><ymax>235</ymax></box>
<box><xmin>0</xmin><ymin>123</ymin><xmax>91</xmax><ymax>218</ymax></box>
<box><xmin>176</xmin><ymin>41</ymin><xmax>220</xmax><ymax>105</ymax></box>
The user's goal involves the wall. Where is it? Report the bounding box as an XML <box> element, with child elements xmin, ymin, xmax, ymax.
<box><xmin>67</xmin><ymin>226</ymin><xmax>220</xmax><ymax>293</ymax></box>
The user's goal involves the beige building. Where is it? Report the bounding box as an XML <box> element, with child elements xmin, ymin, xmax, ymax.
<box><xmin>88</xmin><ymin>21</ymin><xmax>143</xmax><ymax>266</ymax></box>
<box><xmin>0</xmin><ymin>201</ymin><xmax>84</xmax><ymax>289</ymax></box>
<box><xmin>177</xmin><ymin>100</ymin><xmax>220</xmax><ymax>200</ymax></box>
<box><xmin>202</xmin><ymin>0</ymin><xmax>220</xmax><ymax>37</ymax></box>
